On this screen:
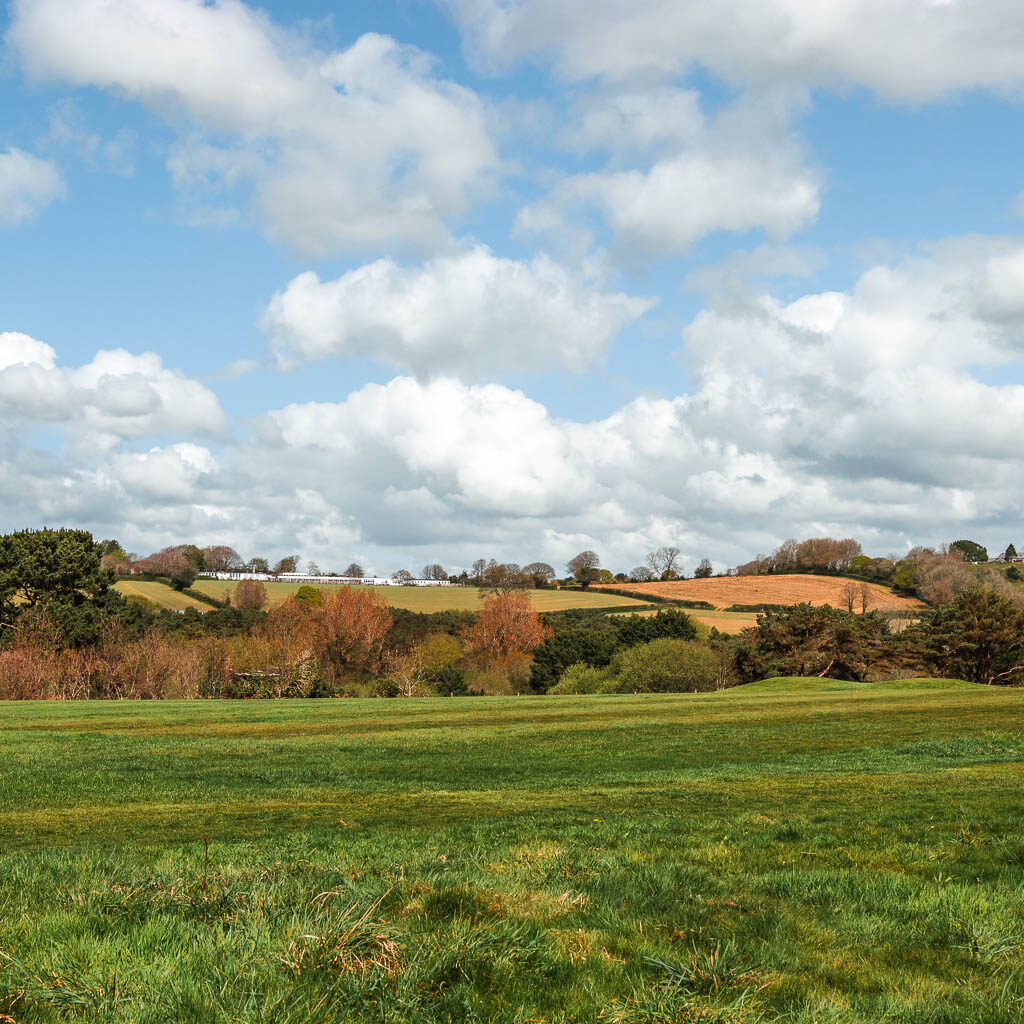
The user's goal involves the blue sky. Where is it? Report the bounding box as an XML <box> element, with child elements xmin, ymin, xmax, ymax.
<box><xmin>3</xmin><ymin>0</ymin><xmax>1024</xmax><ymax>575</ymax></box>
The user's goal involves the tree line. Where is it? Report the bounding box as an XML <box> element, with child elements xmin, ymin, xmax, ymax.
<box><xmin>3</xmin><ymin>528</ymin><xmax>1024</xmax><ymax>701</ymax></box>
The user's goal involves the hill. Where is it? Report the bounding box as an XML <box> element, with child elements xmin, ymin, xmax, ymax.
<box><xmin>594</xmin><ymin>573</ymin><xmax>924</xmax><ymax>612</ymax></box>
<box><xmin>187</xmin><ymin>579</ymin><xmax>650</xmax><ymax>613</ymax></box>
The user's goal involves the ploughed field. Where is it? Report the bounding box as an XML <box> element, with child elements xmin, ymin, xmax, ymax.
<box><xmin>2</xmin><ymin>679</ymin><xmax>1023</xmax><ymax>1022</ymax></box>
<box><xmin>595</xmin><ymin>573</ymin><xmax>925</xmax><ymax>613</ymax></box>
<box><xmin>187</xmin><ymin>579</ymin><xmax>650</xmax><ymax>612</ymax></box>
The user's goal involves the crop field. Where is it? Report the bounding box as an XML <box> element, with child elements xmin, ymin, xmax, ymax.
<box><xmin>595</xmin><ymin>573</ymin><xmax>925</xmax><ymax>613</ymax></box>
<box><xmin>2</xmin><ymin>679</ymin><xmax>1023</xmax><ymax>1022</ymax></box>
<box><xmin>113</xmin><ymin>580</ymin><xmax>212</xmax><ymax>611</ymax></box>
<box><xmin>190</xmin><ymin>579</ymin><xmax>649</xmax><ymax>613</ymax></box>
<box><xmin>624</xmin><ymin>607</ymin><xmax>761</xmax><ymax>633</ymax></box>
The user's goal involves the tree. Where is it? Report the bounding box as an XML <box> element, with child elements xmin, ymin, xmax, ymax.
<box><xmin>306</xmin><ymin>561</ymin><xmax>321</xmax><ymax>577</ymax></box>
<box><xmin>295</xmin><ymin>585</ymin><xmax>324</xmax><ymax>605</ymax></box>
<box><xmin>344</xmin><ymin>563</ymin><xmax>365</xmax><ymax>578</ymax></box>
<box><xmin>272</xmin><ymin>555</ymin><xmax>299</xmax><ymax>576</ymax></box>
<box><xmin>314</xmin><ymin>587</ymin><xmax>393</xmax><ymax>681</ymax></box>
<box><xmin>913</xmin><ymin>588</ymin><xmax>1024</xmax><ymax>685</ymax></box>
<box><xmin>694</xmin><ymin>558</ymin><xmax>713</xmax><ymax>578</ymax></box>
<box><xmin>422</xmin><ymin>563</ymin><xmax>448</xmax><ymax>580</ymax></box>
<box><xmin>1005</xmin><ymin>543</ymin><xmax>1018</xmax><ymax>561</ymax></box>
<box><xmin>248</xmin><ymin>557</ymin><xmax>270</xmax><ymax>574</ymax></box>
<box><xmin>392</xmin><ymin>569</ymin><xmax>413</xmax><ymax>584</ymax></box>
<box><xmin>615</xmin><ymin>609</ymin><xmax>698</xmax><ymax>648</ymax></box>
<box><xmin>480</xmin><ymin>562</ymin><xmax>530</xmax><ymax>592</ymax></box>
<box><xmin>462</xmin><ymin>590</ymin><xmax>550</xmax><ymax>656</ymax></box>
<box><xmin>203</xmin><ymin>545</ymin><xmax>244</xmax><ymax>572</ymax></box>
<box><xmin>567</xmin><ymin>550</ymin><xmax>601</xmax><ymax>588</ymax></box>
<box><xmin>471</xmin><ymin>558</ymin><xmax>488</xmax><ymax>586</ymax></box>
<box><xmin>950</xmin><ymin>539</ymin><xmax>988</xmax><ymax>564</ymax></box>
<box><xmin>529</xmin><ymin>627</ymin><xmax>620</xmax><ymax>692</ymax></box>
<box><xmin>233</xmin><ymin>579</ymin><xmax>268</xmax><ymax>611</ymax></box>
<box><xmin>734</xmin><ymin>603</ymin><xmax>890</xmax><ymax>682</ymax></box>
<box><xmin>0</xmin><ymin>528</ymin><xmax>111</xmax><ymax>619</ymax></box>
<box><xmin>646</xmin><ymin>546</ymin><xmax>681</xmax><ymax>578</ymax></box>
<box><xmin>610</xmin><ymin>638</ymin><xmax>721</xmax><ymax>693</ymax></box>
<box><xmin>631</xmin><ymin>566</ymin><xmax>656</xmax><ymax>582</ymax></box>
<box><xmin>523</xmin><ymin>562</ymin><xmax>557</xmax><ymax>587</ymax></box>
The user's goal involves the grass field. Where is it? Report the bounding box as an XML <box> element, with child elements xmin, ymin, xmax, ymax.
<box><xmin>595</xmin><ymin>574</ymin><xmax>925</xmax><ymax>613</ymax></box>
<box><xmin>113</xmin><ymin>580</ymin><xmax>212</xmax><ymax>611</ymax></box>
<box><xmin>190</xmin><ymin>579</ymin><xmax>649</xmax><ymax>613</ymax></box>
<box><xmin>625</xmin><ymin>607</ymin><xmax>761</xmax><ymax>633</ymax></box>
<box><xmin>2</xmin><ymin>680</ymin><xmax>1023</xmax><ymax>1022</ymax></box>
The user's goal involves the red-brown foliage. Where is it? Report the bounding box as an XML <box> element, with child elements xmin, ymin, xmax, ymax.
<box><xmin>461</xmin><ymin>590</ymin><xmax>550</xmax><ymax>655</ymax></box>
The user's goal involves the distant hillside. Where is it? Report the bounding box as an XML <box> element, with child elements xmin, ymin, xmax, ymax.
<box><xmin>593</xmin><ymin>574</ymin><xmax>924</xmax><ymax>612</ymax></box>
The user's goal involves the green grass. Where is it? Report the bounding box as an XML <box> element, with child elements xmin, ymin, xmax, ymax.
<box><xmin>2</xmin><ymin>680</ymin><xmax>1024</xmax><ymax>1022</ymax></box>
<box><xmin>113</xmin><ymin>580</ymin><xmax>212</xmax><ymax>611</ymax></box>
<box><xmin>191</xmin><ymin>579</ymin><xmax>649</xmax><ymax>612</ymax></box>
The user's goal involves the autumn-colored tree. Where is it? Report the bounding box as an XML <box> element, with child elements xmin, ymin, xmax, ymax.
<box><xmin>462</xmin><ymin>590</ymin><xmax>550</xmax><ymax>656</ymax></box>
<box><xmin>314</xmin><ymin>587</ymin><xmax>393</xmax><ymax>681</ymax></box>
<box><xmin>233</xmin><ymin>578</ymin><xmax>268</xmax><ymax>611</ymax></box>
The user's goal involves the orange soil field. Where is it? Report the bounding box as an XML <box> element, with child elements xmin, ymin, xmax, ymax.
<box><xmin>593</xmin><ymin>574</ymin><xmax>924</xmax><ymax>613</ymax></box>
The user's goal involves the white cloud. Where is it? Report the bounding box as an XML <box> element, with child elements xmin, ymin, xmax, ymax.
<box><xmin>6</xmin><ymin>243</ymin><xmax>1024</xmax><ymax>573</ymax></box>
<box><xmin>262</xmin><ymin>246</ymin><xmax>655</xmax><ymax>376</ymax></box>
<box><xmin>8</xmin><ymin>1</ymin><xmax>498</xmax><ymax>255</ymax></box>
<box><xmin>447</xmin><ymin>0</ymin><xmax>1024</xmax><ymax>101</ymax></box>
<box><xmin>0</xmin><ymin>148</ymin><xmax>64</xmax><ymax>226</ymax></box>
<box><xmin>517</xmin><ymin>87</ymin><xmax>821</xmax><ymax>258</ymax></box>
<box><xmin>0</xmin><ymin>336</ymin><xmax>227</xmax><ymax>442</ymax></box>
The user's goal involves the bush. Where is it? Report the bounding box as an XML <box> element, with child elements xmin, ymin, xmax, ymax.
<box><xmin>607</xmin><ymin>638</ymin><xmax>721</xmax><ymax>693</ymax></box>
<box><xmin>549</xmin><ymin>661</ymin><xmax>612</xmax><ymax>694</ymax></box>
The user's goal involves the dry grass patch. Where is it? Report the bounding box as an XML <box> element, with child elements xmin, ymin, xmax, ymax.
<box><xmin>594</xmin><ymin>574</ymin><xmax>924</xmax><ymax>613</ymax></box>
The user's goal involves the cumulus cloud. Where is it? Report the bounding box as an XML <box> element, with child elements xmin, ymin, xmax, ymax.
<box><xmin>8</xmin><ymin>0</ymin><xmax>498</xmax><ymax>255</ymax></box>
<box><xmin>447</xmin><ymin>0</ymin><xmax>1024</xmax><ymax>101</ymax></box>
<box><xmin>517</xmin><ymin>85</ymin><xmax>820</xmax><ymax>258</ymax></box>
<box><xmin>7</xmin><ymin>242</ymin><xmax>1024</xmax><ymax>574</ymax></box>
<box><xmin>262</xmin><ymin>246</ymin><xmax>655</xmax><ymax>376</ymax></box>
<box><xmin>0</xmin><ymin>334</ymin><xmax>227</xmax><ymax>442</ymax></box>
<box><xmin>0</xmin><ymin>148</ymin><xmax>65</xmax><ymax>226</ymax></box>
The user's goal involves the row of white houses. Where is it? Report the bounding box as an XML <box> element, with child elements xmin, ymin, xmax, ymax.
<box><xmin>199</xmin><ymin>571</ymin><xmax>453</xmax><ymax>587</ymax></box>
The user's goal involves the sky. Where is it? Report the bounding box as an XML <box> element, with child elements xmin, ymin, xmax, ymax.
<box><xmin>3</xmin><ymin>0</ymin><xmax>1024</xmax><ymax>576</ymax></box>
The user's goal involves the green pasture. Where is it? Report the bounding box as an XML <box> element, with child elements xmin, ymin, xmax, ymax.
<box><xmin>191</xmin><ymin>578</ymin><xmax>649</xmax><ymax>612</ymax></box>
<box><xmin>2</xmin><ymin>679</ymin><xmax>1024</xmax><ymax>1022</ymax></box>
<box><xmin>113</xmin><ymin>580</ymin><xmax>211</xmax><ymax>611</ymax></box>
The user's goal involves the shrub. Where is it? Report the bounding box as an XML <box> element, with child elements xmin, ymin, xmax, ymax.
<box><xmin>607</xmin><ymin>638</ymin><xmax>721</xmax><ymax>693</ymax></box>
<box><xmin>233</xmin><ymin>579</ymin><xmax>268</xmax><ymax>612</ymax></box>
<box><xmin>549</xmin><ymin>661</ymin><xmax>611</xmax><ymax>694</ymax></box>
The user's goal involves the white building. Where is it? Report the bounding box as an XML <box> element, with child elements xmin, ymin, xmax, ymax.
<box><xmin>199</xmin><ymin>571</ymin><xmax>453</xmax><ymax>587</ymax></box>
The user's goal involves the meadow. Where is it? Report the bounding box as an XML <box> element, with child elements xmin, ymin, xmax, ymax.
<box><xmin>2</xmin><ymin>679</ymin><xmax>1023</xmax><ymax>1022</ymax></box>
<box><xmin>186</xmin><ymin>579</ymin><xmax>650</xmax><ymax>612</ymax></box>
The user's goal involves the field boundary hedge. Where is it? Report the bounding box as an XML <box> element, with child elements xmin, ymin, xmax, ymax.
<box><xmin>594</xmin><ymin>587</ymin><xmax>714</xmax><ymax>609</ymax></box>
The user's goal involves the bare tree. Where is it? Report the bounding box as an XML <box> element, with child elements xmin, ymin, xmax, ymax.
<box><xmin>646</xmin><ymin>546</ymin><xmax>681</xmax><ymax>578</ymax></box>
<box><xmin>392</xmin><ymin>569</ymin><xmax>413</xmax><ymax>584</ymax></box>
<box><xmin>472</xmin><ymin>558</ymin><xmax>488</xmax><ymax>586</ymax></box>
<box><xmin>422</xmin><ymin>564</ymin><xmax>448</xmax><ymax>580</ymax></box>
<box><xmin>343</xmin><ymin>562</ymin><xmax>364</xmax><ymax>578</ymax></box>
<box><xmin>859</xmin><ymin>583</ymin><xmax>872</xmax><ymax>614</ymax></box>
<box><xmin>842</xmin><ymin>581</ymin><xmax>858</xmax><ymax>612</ymax></box>
<box><xmin>523</xmin><ymin>562</ymin><xmax>557</xmax><ymax>586</ymax></box>
<box><xmin>272</xmin><ymin>555</ymin><xmax>300</xmax><ymax>576</ymax></box>
<box><xmin>203</xmin><ymin>545</ymin><xmax>245</xmax><ymax>572</ymax></box>
<box><xmin>567</xmin><ymin>550</ymin><xmax>601</xmax><ymax>588</ymax></box>
<box><xmin>233</xmin><ymin>579</ymin><xmax>268</xmax><ymax>611</ymax></box>
<box><xmin>694</xmin><ymin>558</ymin><xmax>713</xmax><ymax>578</ymax></box>
<box><xmin>631</xmin><ymin>566</ymin><xmax>656</xmax><ymax>582</ymax></box>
